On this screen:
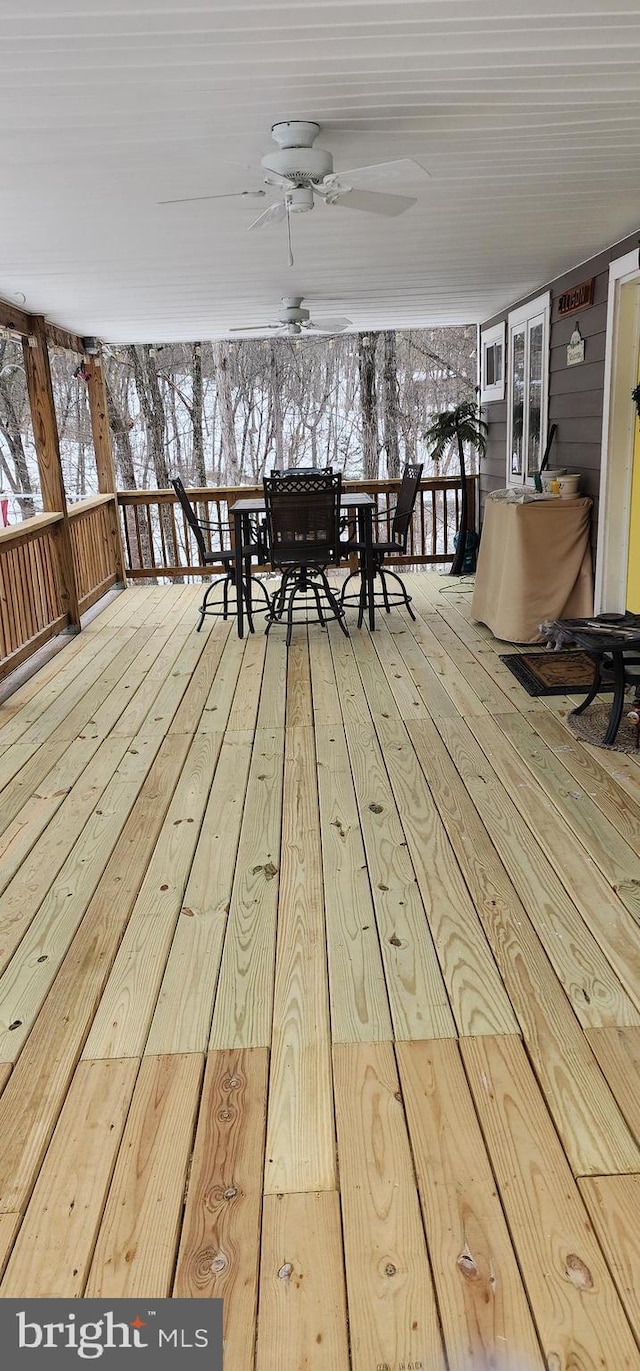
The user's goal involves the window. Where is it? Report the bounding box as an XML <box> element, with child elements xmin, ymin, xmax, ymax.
<box><xmin>506</xmin><ymin>292</ymin><xmax>550</xmax><ymax>486</ymax></box>
<box><xmin>480</xmin><ymin>322</ymin><xmax>505</xmax><ymax>402</ymax></box>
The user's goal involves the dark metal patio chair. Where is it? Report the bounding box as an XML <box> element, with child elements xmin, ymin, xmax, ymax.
<box><xmin>262</xmin><ymin>470</ymin><xmax>348</xmax><ymax>646</ymax></box>
<box><xmin>171</xmin><ymin>476</ymin><xmax>270</xmax><ymax>632</ymax></box>
<box><xmin>340</xmin><ymin>463</ymin><xmax>423</xmax><ymax>626</ymax></box>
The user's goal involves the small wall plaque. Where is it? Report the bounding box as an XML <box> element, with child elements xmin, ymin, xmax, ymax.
<box><xmin>558</xmin><ymin>278</ymin><xmax>594</xmax><ymax>316</ymax></box>
<box><xmin>566</xmin><ymin>323</ymin><xmax>585</xmax><ymax>367</ymax></box>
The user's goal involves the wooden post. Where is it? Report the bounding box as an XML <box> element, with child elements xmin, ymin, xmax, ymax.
<box><xmin>85</xmin><ymin>354</ymin><xmax>127</xmax><ymax>585</ymax></box>
<box><xmin>22</xmin><ymin>318</ymin><xmax>81</xmax><ymax>631</ymax></box>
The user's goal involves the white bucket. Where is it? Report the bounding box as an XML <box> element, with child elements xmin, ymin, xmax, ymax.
<box><xmin>556</xmin><ymin>473</ymin><xmax>581</xmax><ymax>497</ymax></box>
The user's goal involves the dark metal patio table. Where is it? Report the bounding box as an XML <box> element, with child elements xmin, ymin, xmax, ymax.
<box><xmin>551</xmin><ymin>612</ymin><xmax>640</xmax><ymax>745</ymax></box>
<box><xmin>229</xmin><ymin>491</ymin><xmax>376</xmax><ymax>639</ymax></box>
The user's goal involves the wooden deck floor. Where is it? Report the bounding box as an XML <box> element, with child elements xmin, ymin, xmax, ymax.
<box><xmin>0</xmin><ymin>575</ymin><xmax>639</xmax><ymax>1369</ymax></box>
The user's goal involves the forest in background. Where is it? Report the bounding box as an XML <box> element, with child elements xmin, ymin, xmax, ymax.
<box><xmin>0</xmin><ymin>326</ymin><xmax>476</xmax><ymax>522</ymax></box>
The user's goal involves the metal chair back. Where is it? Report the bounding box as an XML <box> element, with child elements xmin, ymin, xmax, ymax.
<box><xmin>170</xmin><ymin>476</ymin><xmax>208</xmax><ymax>563</ymax></box>
<box><xmin>271</xmin><ymin>466</ymin><xmax>333</xmax><ymax>478</ymax></box>
<box><xmin>391</xmin><ymin>464</ymin><xmax>423</xmax><ymax>550</ymax></box>
<box><xmin>263</xmin><ymin>471</ymin><xmax>342</xmax><ymax>568</ymax></box>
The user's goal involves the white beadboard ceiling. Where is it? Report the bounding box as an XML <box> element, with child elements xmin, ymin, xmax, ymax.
<box><xmin>2</xmin><ymin>0</ymin><xmax>640</xmax><ymax>341</ymax></box>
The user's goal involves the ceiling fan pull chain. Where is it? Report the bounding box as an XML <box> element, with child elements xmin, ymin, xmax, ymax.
<box><xmin>286</xmin><ymin>199</ymin><xmax>294</xmax><ymax>268</ymax></box>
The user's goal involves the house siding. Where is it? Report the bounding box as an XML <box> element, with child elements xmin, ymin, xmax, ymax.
<box><xmin>480</xmin><ymin>230</ymin><xmax>640</xmax><ymax>538</ymax></box>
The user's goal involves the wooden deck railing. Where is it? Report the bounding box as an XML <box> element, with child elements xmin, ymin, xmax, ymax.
<box><xmin>68</xmin><ymin>494</ymin><xmax>121</xmax><ymax>611</ymax></box>
<box><xmin>0</xmin><ymin>512</ymin><xmax>68</xmax><ymax>677</ymax></box>
<box><xmin>0</xmin><ymin>494</ymin><xmax>123</xmax><ymax>683</ymax></box>
<box><xmin>118</xmin><ymin>475</ymin><xmax>477</xmax><ymax>579</ymax></box>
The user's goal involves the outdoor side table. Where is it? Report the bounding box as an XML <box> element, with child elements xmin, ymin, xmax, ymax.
<box><xmin>551</xmin><ymin>613</ymin><xmax>640</xmax><ymax>745</ymax></box>
<box><xmin>471</xmin><ymin>496</ymin><xmax>593</xmax><ymax>642</ymax></box>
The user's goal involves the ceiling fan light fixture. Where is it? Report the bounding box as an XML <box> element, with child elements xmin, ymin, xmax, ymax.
<box><xmin>288</xmin><ymin>187</ymin><xmax>314</xmax><ymax>214</ymax></box>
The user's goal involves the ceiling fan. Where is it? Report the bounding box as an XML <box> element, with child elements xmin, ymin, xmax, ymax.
<box><xmin>159</xmin><ymin>121</ymin><xmax>429</xmax><ymax>263</ymax></box>
<box><xmin>228</xmin><ymin>296</ymin><xmax>352</xmax><ymax>337</ymax></box>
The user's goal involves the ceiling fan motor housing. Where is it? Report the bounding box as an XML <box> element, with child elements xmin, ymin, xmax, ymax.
<box><xmin>280</xmin><ymin>298</ymin><xmax>310</xmax><ymax>323</ymax></box>
<box><xmin>261</xmin><ymin>147</ymin><xmax>334</xmax><ymax>184</ymax></box>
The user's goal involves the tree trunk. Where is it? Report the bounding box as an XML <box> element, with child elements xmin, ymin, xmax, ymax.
<box><xmin>449</xmin><ymin>425</ymin><xmax>468</xmax><ymax>576</ymax></box>
<box><xmin>103</xmin><ymin>366</ymin><xmax>136</xmax><ymax>489</ymax></box>
<box><xmin>381</xmin><ymin>330</ymin><xmax>400</xmax><ymax>478</ymax></box>
<box><xmin>214</xmin><ymin>342</ymin><xmax>239</xmax><ymax>485</ymax></box>
<box><xmin>358</xmin><ymin>332</ymin><xmax>379</xmax><ymax>479</ymax></box>
<box><xmin>128</xmin><ymin>345</ymin><xmax>169</xmax><ymax>487</ymax></box>
<box><xmin>191</xmin><ymin>342</ymin><xmax>206</xmax><ymax>485</ymax></box>
<box><xmin>269</xmin><ymin>344</ymin><xmax>285</xmax><ymax>471</ymax></box>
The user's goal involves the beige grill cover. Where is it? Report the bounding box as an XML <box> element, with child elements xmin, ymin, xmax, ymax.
<box><xmin>471</xmin><ymin>495</ymin><xmax>593</xmax><ymax>643</ymax></box>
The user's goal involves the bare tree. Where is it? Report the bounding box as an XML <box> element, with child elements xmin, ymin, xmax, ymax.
<box><xmin>128</xmin><ymin>344</ymin><xmax>169</xmax><ymax>487</ymax></box>
<box><xmin>358</xmin><ymin>333</ymin><xmax>379</xmax><ymax>479</ymax></box>
<box><xmin>191</xmin><ymin>342</ymin><xmax>205</xmax><ymax>485</ymax></box>
<box><xmin>381</xmin><ymin>331</ymin><xmax>400</xmax><ymax>477</ymax></box>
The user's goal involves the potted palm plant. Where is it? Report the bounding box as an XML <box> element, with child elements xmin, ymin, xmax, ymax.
<box><xmin>422</xmin><ymin>400</ymin><xmax>487</xmax><ymax>576</ymax></box>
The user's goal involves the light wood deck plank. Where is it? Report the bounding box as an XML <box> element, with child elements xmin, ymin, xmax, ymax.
<box><xmin>316</xmin><ymin>722</ymin><xmax>393</xmax><ymax>1043</ymax></box>
<box><xmin>0</xmin><ymin>623</ymin><xmax>138</xmax><ymax>750</ymax></box>
<box><xmin>257</xmin><ymin>1192</ymin><xmax>350</xmax><ymax>1371</ymax></box>
<box><xmin>374</xmin><ymin>713</ymin><xmax>518</xmax><ymax>1036</ymax></box>
<box><xmin>397</xmin><ymin>1039</ymin><xmax>545</xmax><ymax>1371</ymax></box>
<box><xmin>264</xmin><ymin>725</ymin><xmax>335</xmax><ymax>1193</ymax></box>
<box><xmin>584</xmin><ymin>1027</ymin><xmax>640</xmax><ymax>1143</ymax></box>
<box><xmin>85</xmin><ymin>1053</ymin><xmax>203</xmax><ymax>1297</ymax></box>
<box><xmin>209</xmin><ymin>727</ymin><xmax>284</xmax><ymax>1051</ymax></box>
<box><xmin>467</xmin><ymin>714</ymin><xmax>640</xmax><ymax>1020</ymax></box>
<box><xmin>0</xmin><ymin>732</ymin><xmax>114</xmax><ymax>895</ymax></box>
<box><xmin>0</xmin><ymin>733</ymin><xmax>165</xmax><ymax>1059</ymax></box>
<box><xmin>578</xmin><ymin>1175</ymin><xmax>640</xmax><ymax>1343</ymax></box>
<box><xmin>494</xmin><ymin>711</ymin><xmax>640</xmax><ymax>923</ymax></box>
<box><xmin>82</xmin><ymin>732</ymin><xmax>222</xmax><ymax>1060</ymax></box>
<box><xmin>0</xmin><ymin>732</ymin><xmax>193</xmax><ymax>1214</ymax></box>
<box><xmin>0</xmin><ymin>1213</ymin><xmax>22</xmax><ymax>1283</ymax></box>
<box><xmin>0</xmin><ymin>735</ymin><xmax>132</xmax><ymax>977</ymax></box>
<box><xmin>462</xmin><ymin>1035</ymin><xmax>640</xmax><ymax>1370</ymax></box>
<box><xmin>174</xmin><ymin>1047</ymin><xmax>269</xmax><ymax>1371</ymax></box>
<box><xmin>407</xmin><ymin>715</ymin><xmax>640</xmax><ymax>1176</ymax></box>
<box><xmin>333</xmin><ymin>1042</ymin><xmax>445</xmax><ymax>1371</ymax></box>
<box><xmin>146</xmin><ymin>731</ymin><xmax>254</xmax><ymax>1055</ymax></box>
<box><xmin>338</xmin><ymin>712</ymin><xmax>461</xmax><ymax>1041</ymax></box>
<box><xmin>256</xmin><ymin>635</ymin><xmax>287</xmax><ymax>731</ymax></box>
<box><xmin>286</xmin><ymin>632</ymin><xmax>313</xmax><ymax>727</ymax></box>
<box><xmin>1</xmin><ymin>1058</ymin><xmax>138</xmax><ymax>1296</ymax></box>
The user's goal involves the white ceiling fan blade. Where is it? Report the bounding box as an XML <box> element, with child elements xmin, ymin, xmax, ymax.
<box><xmin>326</xmin><ymin>188</ymin><xmax>417</xmax><ymax>217</ymax></box>
<box><xmin>158</xmin><ymin>189</ymin><xmax>265</xmax><ymax>206</ymax></box>
<box><xmin>305</xmin><ymin>317</ymin><xmax>353</xmax><ymax>333</ymax></box>
<box><xmin>322</xmin><ymin>158</ymin><xmax>430</xmax><ymax>187</ymax></box>
<box><xmin>247</xmin><ymin>200</ymin><xmax>288</xmax><ymax>230</ymax></box>
<box><xmin>229</xmin><ymin>323</ymin><xmax>281</xmax><ymax>333</ymax></box>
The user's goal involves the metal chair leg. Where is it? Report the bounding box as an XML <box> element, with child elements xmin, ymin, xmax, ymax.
<box><xmin>383</xmin><ymin>567</ymin><xmax>416</xmax><ymax>620</ymax></box>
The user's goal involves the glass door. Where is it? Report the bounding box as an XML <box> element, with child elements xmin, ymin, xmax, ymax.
<box><xmin>507</xmin><ymin>294</ymin><xmax>549</xmax><ymax>487</ymax></box>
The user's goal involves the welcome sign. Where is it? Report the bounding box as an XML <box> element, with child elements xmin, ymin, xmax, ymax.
<box><xmin>2</xmin><ymin>1301</ymin><xmax>223</xmax><ymax>1369</ymax></box>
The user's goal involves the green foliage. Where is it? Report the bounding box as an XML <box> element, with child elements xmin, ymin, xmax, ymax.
<box><xmin>422</xmin><ymin>400</ymin><xmax>487</xmax><ymax>465</ymax></box>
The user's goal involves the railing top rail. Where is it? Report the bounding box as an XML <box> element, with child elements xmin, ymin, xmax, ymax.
<box><xmin>67</xmin><ymin>493</ymin><xmax>116</xmax><ymax>518</ymax></box>
<box><xmin>0</xmin><ymin>511</ymin><xmax>63</xmax><ymax>549</ymax></box>
<box><xmin>116</xmin><ymin>474</ymin><xmax>477</xmax><ymax>504</ymax></box>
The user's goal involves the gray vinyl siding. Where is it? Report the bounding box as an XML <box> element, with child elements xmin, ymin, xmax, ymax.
<box><xmin>480</xmin><ymin>230</ymin><xmax>640</xmax><ymax>543</ymax></box>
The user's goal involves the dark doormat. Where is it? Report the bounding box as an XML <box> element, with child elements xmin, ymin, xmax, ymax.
<box><xmin>499</xmin><ymin>649</ymin><xmax>612</xmax><ymax>697</ymax></box>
